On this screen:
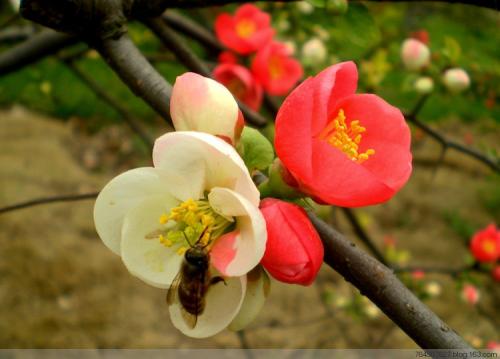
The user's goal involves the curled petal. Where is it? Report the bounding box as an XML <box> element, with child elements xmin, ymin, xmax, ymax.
<box><xmin>153</xmin><ymin>131</ymin><xmax>259</xmax><ymax>206</ymax></box>
<box><xmin>93</xmin><ymin>167</ymin><xmax>177</xmax><ymax>255</ymax></box>
<box><xmin>208</xmin><ymin>187</ymin><xmax>267</xmax><ymax>277</ymax></box>
<box><xmin>169</xmin><ymin>276</ymin><xmax>247</xmax><ymax>338</ymax></box>
<box><xmin>171</xmin><ymin>72</ymin><xmax>242</xmax><ymax>144</ymax></box>
<box><xmin>121</xmin><ymin>198</ymin><xmax>183</xmax><ymax>288</ymax></box>
<box><xmin>229</xmin><ymin>265</ymin><xmax>270</xmax><ymax>331</ymax></box>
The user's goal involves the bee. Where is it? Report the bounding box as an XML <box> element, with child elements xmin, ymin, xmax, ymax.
<box><xmin>166</xmin><ymin>228</ymin><xmax>225</xmax><ymax>329</ymax></box>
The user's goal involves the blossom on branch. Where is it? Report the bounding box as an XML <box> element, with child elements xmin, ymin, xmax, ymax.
<box><xmin>469</xmin><ymin>223</ymin><xmax>500</xmax><ymax>263</ymax></box>
<box><xmin>94</xmin><ymin>131</ymin><xmax>267</xmax><ymax>337</ymax></box>
<box><xmin>401</xmin><ymin>38</ymin><xmax>430</xmax><ymax>71</ymax></box>
<box><xmin>259</xmin><ymin>198</ymin><xmax>324</xmax><ymax>285</ymax></box>
<box><xmin>251</xmin><ymin>41</ymin><xmax>303</xmax><ymax>96</ymax></box>
<box><xmin>215</xmin><ymin>4</ymin><xmax>274</xmax><ymax>55</ymax></box>
<box><xmin>275</xmin><ymin>61</ymin><xmax>412</xmax><ymax>207</ymax></box>
<box><xmin>213</xmin><ymin>63</ymin><xmax>263</xmax><ymax>111</ymax></box>
<box><xmin>443</xmin><ymin>68</ymin><xmax>470</xmax><ymax>93</ymax></box>
<box><xmin>171</xmin><ymin>72</ymin><xmax>245</xmax><ymax>145</ymax></box>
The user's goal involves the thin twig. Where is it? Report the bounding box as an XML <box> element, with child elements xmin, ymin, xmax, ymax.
<box><xmin>405</xmin><ymin>96</ymin><xmax>500</xmax><ymax>173</ymax></box>
<box><xmin>0</xmin><ymin>29</ymin><xmax>78</xmax><ymax>76</ymax></box>
<box><xmin>341</xmin><ymin>208</ymin><xmax>389</xmax><ymax>266</ymax></box>
<box><xmin>394</xmin><ymin>263</ymin><xmax>488</xmax><ymax>278</ymax></box>
<box><xmin>0</xmin><ymin>193</ymin><xmax>99</xmax><ymax>215</ymax></box>
<box><xmin>145</xmin><ymin>17</ymin><xmax>268</xmax><ymax>127</ymax></box>
<box><xmin>62</xmin><ymin>57</ymin><xmax>154</xmax><ymax>150</ymax></box>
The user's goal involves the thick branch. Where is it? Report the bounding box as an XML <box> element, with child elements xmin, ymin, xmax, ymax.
<box><xmin>145</xmin><ymin>17</ymin><xmax>268</xmax><ymax>127</ymax></box>
<box><xmin>0</xmin><ymin>29</ymin><xmax>77</xmax><ymax>76</ymax></box>
<box><xmin>308</xmin><ymin>212</ymin><xmax>471</xmax><ymax>349</ymax></box>
<box><xmin>91</xmin><ymin>33</ymin><xmax>173</xmax><ymax>125</ymax></box>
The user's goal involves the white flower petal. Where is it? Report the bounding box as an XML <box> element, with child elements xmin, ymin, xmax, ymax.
<box><xmin>229</xmin><ymin>266</ymin><xmax>270</xmax><ymax>331</ymax></box>
<box><xmin>93</xmin><ymin>167</ymin><xmax>176</xmax><ymax>255</ymax></box>
<box><xmin>208</xmin><ymin>187</ymin><xmax>267</xmax><ymax>277</ymax></box>
<box><xmin>121</xmin><ymin>197</ymin><xmax>183</xmax><ymax>288</ymax></box>
<box><xmin>171</xmin><ymin>72</ymin><xmax>241</xmax><ymax>144</ymax></box>
<box><xmin>169</xmin><ymin>275</ymin><xmax>247</xmax><ymax>338</ymax></box>
<box><xmin>153</xmin><ymin>131</ymin><xmax>259</xmax><ymax>206</ymax></box>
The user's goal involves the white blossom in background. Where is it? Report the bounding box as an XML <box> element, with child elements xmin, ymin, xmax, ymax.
<box><xmin>401</xmin><ymin>38</ymin><xmax>430</xmax><ymax>71</ymax></box>
<box><xmin>442</xmin><ymin>68</ymin><xmax>470</xmax><ymax>93</ymax></box>
<box><xmin>302</xmin><ymin>37</ymin><xmax>327</xmax><ymax>65</ymax></box>
<box><xmin>414</xmin><ymin>76</ymin><xmax>434</xmax><ymax>95</ymax></box>
<box><xmin>296</xmin><ymin>1</ymin><xmax>314</xmax><ymax>14</ymax></box>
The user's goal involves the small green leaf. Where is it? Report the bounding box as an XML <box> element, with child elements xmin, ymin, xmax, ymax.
<box><xmin>238</xmin><ymin>127</ymin><xmax>274</xmax><ymax>172</ymax></box>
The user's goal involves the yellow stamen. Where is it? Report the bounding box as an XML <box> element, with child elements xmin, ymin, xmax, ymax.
<box><xmin>318</xmin><ymin>109</ymin><xmax>375</xmax><ymax>164</ymax></box>
<box><xmin>483</xmin><ymin>240</ymin><xmax>496</xmax><ymax>254</ymax></box>
<box><xmin>235</xmin><ymin>19</ymin><xmax>256</xmax><ymax>39</ymax></box>
<box><xmin>159</xmin><ymin>213</ymin><xmax>169</xmax><ymax>224</ymax></box>
<box><xmin>268</xmin><ymin>56</ymin><xmax>283</xmax><ymax>80</ymax></box>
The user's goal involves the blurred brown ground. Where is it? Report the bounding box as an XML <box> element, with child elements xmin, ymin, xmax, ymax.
<box><xmin>0</xmin><ymin>107</ymin><xmax>498</xmax><ymax>348</ymax></box>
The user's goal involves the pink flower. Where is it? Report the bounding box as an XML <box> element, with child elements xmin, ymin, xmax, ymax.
<box><xmin>401</xmin><ymin>39</ymin><xmax>430</xmax><ymax>71</ymax></box>
<box><xmin>215</xmin><ymin>4</ymin><xmax>274</xmax><ymax>55</ymax></box>
<box><xmin>251</xmin><ymin>41</ymin><xmax>303</xmax><ymax>96</ymax></box>
<box><xmin>170</xmin><ymin>72</ymin><xmax>245</xmax><ymax>145</ymax></box>
<box><xmin>213</xmin><ymin>63</ymin><xmax>263</xmax><ymax>111</ymax></box>
<box><xmin>260</xmin><ymin>198</ymin><xmax>324</xmax><ymax>285</ymax></box>
<box><xmin>470</xmin><ymin>224</ymin><xmax>500</xmax><ymax>263</ymax></box>
<box><xmin>275</xmin><ymin>61</ymin><xmax>412</xmax><ymax>207</ymax></box>
<box><xmin>461</xmin><ymin>284</ymin><xmax>480</xmax><ymax>305</ymax></box>
<box><xmin>411</xmin><ymin>270</ymin><xmax>425</xmax><ymax>280</ymax></box>
<box><xmin>443</xmin><ymin>68</ymin><xmax>470</xmax><ymax>93</ymax></box>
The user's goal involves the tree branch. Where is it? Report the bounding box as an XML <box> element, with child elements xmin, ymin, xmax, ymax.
<box><xmin>404</xmin><ymin>96</ymin><xmax>500</xmax><ymax>173</ymax></box>
<box><xmin>341</xmin><ymin>207</ymin><xmax>389</xmax><ymax>266</ymax></box>
<box><xmin>0</xmin><ymin>29</ymin><xmax>78</xmax><ymax>76</ymax></box>
<box><xmin>145</xmin><ymin>17</ymin><xmax>268</xmax><ymax>127</ymax></box>
<box><xmin>90</xmin><ymin>33</ymin><xmax>173</xmax><ymax>125</ymax></box>
<box><xmin>61</xmin><ymin>56</ymin><xmax>154</xmax><ymax>150</ymax></box>
<box><xmin>0</xmin><ymin>192</ymin><xmax>99</xmax><ymax>215</ymax></box>
<box><xmin>308</xmin><ymin>212</ymin><xmax>472</xmax><ymax>349</ymax></box>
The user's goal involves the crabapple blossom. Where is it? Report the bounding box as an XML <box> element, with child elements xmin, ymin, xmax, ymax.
<box><xmin>302</xmin><ymin>38</ymin><xmax>327</xmax><ymax>65</ymax></box>
<box><xmin>492</xmin><ymin>266</ymin><xmax>500</xmax><ymax>282</ymax></box>
<box><xmin>401</xmin><ymin>39</ymin><xmax>430</xmax><ymax>71</ymax></box>
<box><xmin>275</xmin><ymin>61</ymin><xmax>412</xmax><ymax>207</ymax></box>
<box><xmin>213</xmin><ymin>63</ymin><xmax>263</xmax><ymax>111</ymax></box>
<box><xmin>461</xmin><ymin>284</ymin><xmax>480</xmax><ymax>305</ymax></box>
<box><xmin>470</xmin><ymin>224</ymin><xmax>500</xmax><ymax>263</ymax></box>
<box><xmin>94</xmin><ymin>131</ymin><xmax>267</xmax><ymax>338</ymax></box>
<box><xmin>259</xmin><ymin>198</ymin><xmax>324</xmax><ymax>285</ymax></box>
<box><xmin>251</xmin><ymin>41</ymin><xmax>303</xmax><ymax>96</ymax></box>
<box><xmin>215</xmin><ymin>4</ymin><xmax>274</xmax><ymax>55</ymax></box>
<box><xmin>443</xmin><ymin>68</ymin><xmax>470</xmax><ymax>93</ymax></box>
<box><xmin>170</xmin><ymin>72</ymin><xmax>244</xmax><ymax>145</ymax></box>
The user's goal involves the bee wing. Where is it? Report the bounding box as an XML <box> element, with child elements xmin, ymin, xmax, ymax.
<box><xmin>166</xmin><ymin>271</ymin><xmax>199</xmax><ymax>329</ymax></box>
<box><xmin>166</xmin><ymin>271</ymin><xmax>182</xmax><ymax>306</ymax></box>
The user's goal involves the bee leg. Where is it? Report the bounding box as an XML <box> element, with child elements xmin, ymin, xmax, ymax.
<box><xmin>209</xmin><ymin>276</ymin><xmax>227</xmax><ymax>286</ymax></box>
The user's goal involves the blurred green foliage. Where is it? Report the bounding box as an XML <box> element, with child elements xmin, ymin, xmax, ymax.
<box><xmin>0</xmin><ymin>2</ymin><xmax>498</xmax><ymax>127</ymax></box>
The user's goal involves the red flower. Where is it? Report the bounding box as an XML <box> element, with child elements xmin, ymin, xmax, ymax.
<box><xmin>275</xmin><ymin>61</ymin><xmax>412</xmax><ymax>207</ymax></box>
<box><xmin>251</xmin><ymin>41</ymin><xmax>303</xmax><ymax>96</ymax></box>
<box><xmin>470</xmin><ymin>224</ymin><xmax>500</xmax><ymax>263</ymax></box>
<box><xmin>259</xmin><ymin>198</ymin><xmax>324</xmax><ymax>286</ymax></box>
<box><xmin>213</xmin><ymin>63</ymin><xmax>263</xmax><ymax>111</ymax></box>
<box><xmin>215</xmin><ymin>4</ymin><xmax>274</xmax><ymax>55</ymax></box>
<box><xmin>492</xmin><ymin>266</ymin><xmax>500</xmax><ymax>282</ymax></box>
<box><xmin>218</xmin><ymin>51</ymin><xmax>238</xmax><ymax>64</ymax></box>
<box><xmin>410</xmin><ymin>30</ymin><xmax>430</xmax><ymax>45</ymax></box>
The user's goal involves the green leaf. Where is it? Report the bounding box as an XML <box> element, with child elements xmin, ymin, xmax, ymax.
<box><xmin>238</xmin><ymin>127</ymin><xmax>274</xmax><ymax>172</ymax></box>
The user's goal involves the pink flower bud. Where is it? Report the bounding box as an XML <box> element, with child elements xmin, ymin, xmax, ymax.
<box><xmin>260</xmin><ymin>198</ymin><xmax>324</xmax><ymax>285</ymax></box>
<box><xmin>401</xmin><ymin>39</ymin><xmax>430</xmax><ymax>71</ymax></box>
<box><xmin>461</xmin><ymin>284</ymin><xmax>480</xmax><ymax>305</ymax></box>
<box><xmin>443</xmin><ymin>68</ymin><xmax>470</xmax><ymax>93</ymax></box>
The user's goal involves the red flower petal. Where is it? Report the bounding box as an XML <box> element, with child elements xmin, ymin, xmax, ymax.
<box><xmin>260</xmin><ymin>199</ymin><xmax>324</xmax><ymax>286</ymax></box>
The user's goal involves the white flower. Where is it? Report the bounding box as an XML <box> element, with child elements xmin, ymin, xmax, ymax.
<box><xmin>443</xmin><ymin>68</ymin><xmax>470</xmax><ymax>93</ymax></box>
<box><xmin>414</xmin><ymin>76</ymin><xmax>434</xmax><ymax>95</ymax></box>
<box><xmin>301</xmin><ymin>38</ymin><xmax>327</xmax><ymax>65</ymax></box>
<box><xmin>401</xmin><ymin>39</ymin><xmax>430</xmax><ymax>71</ymax></box>
<box><xmin>171</xmin><ymin>73</ymin><xmax>244</xmax><ymax>145</ymax></box>
<box><xmin>297</xmin><ymin>1</ymin><xmax>314</xmax><ymax>14</ymax></box>
<box><xmin>94</xmin><ymin>131</ymin><xmax>268</xmax><ymax>338</ymax></box>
